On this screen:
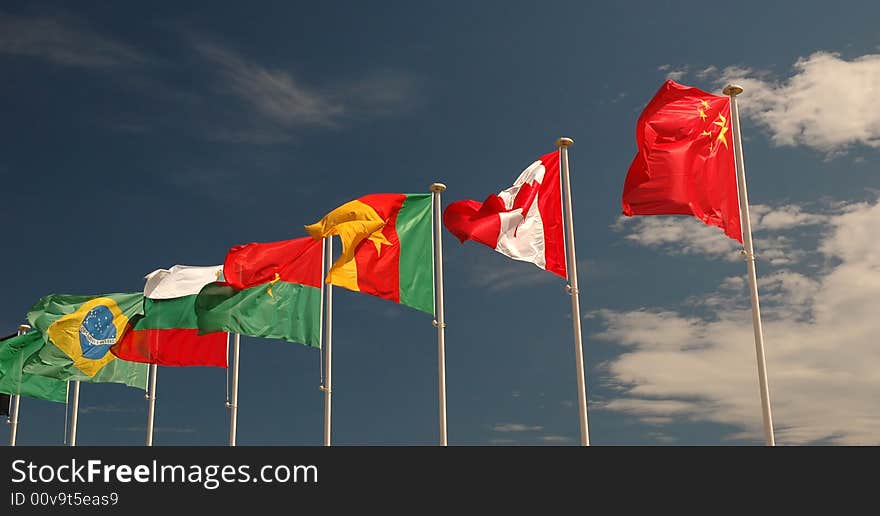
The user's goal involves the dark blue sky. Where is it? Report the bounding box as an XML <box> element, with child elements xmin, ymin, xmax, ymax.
<box><xmin>2</xmin><ymin>1</ymin><xmax>880</xmax><ymax>445</ymax></box>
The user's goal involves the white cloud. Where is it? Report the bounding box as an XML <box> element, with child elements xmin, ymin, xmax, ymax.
<box><xmin>613</xmin><ymin>216</ymin><xmax>740</xmax><ymax>261</ymax></box>
<box><xmin>719</xmin><ymin>276</ymin><xmax>746</xmax><ymax>290</ymax></box>
<box><xmin>598</xmin><ymin>398</ymin><xmax>696</xmax><ymax>418</ymax></box>
<box><xmin>614</xmin><ymin>203</ymin><xmax>833</xmax><ymax>263</ymax></box>
<box><xmin>80</xmin><ymin>404</ymin><xmax>136</xmax><ymax>414</ymax></box>
<box><xmin>596</xmin><ymin>200</ymin><xmax>880</xmax><ymax>444</ymax></box>
<box><xmin>657</xmin><ymin>64</ymin><xmax>688</xmax><ymax>81</ymax></box>
<box><xmin>647</xmin><ymin>432</ymin><xmax>677</xmax><ymax>443</ymax></box>
<box><xmin>465</xmin><ymin>249</ymin><xmax>561</xmax><ymax>292</ymax></box>
<box><xmin>193</xmin><ymin>39</ymin><xmax>343</xmax><ymax>128</ymax></box>
<box><xmin>0</xmin><ymin>12</ymin><xmax>145</xmax><ymax>68</ymax></box>
<box><xmin>695</xmin><ymin>66</ymin><xmax>718</xmax><ymax>80</ymax></box>
<box><xmin>758</xmin><ymin>271</ymin><xmax>821</xmax><ymax>312</ymax></box>
<box><xmin>0</xmin><ymin>17</ymin><xmax>418</xmax><ymax>143</ymax></box>
<box><xmin>592</xmin><ymin>310</ymin><xmax>705</xmax><ymax>352</ymax></box>
<box><xmin>539</xmin><ymin>435</ymin><xmax>573</xmax><ymax>443</ymax></box>
<box><xmin>492</xmin><ymin>423</ymin><xmax>543</xmax><ymax>433</ymax></box>
<box><xmin>750</xmin><ymin>204</ymin><xmax>831</xmax><ymax>231</ymax></box>
<box><xmin>189</xmin><ymin>38</ymin><xmax>419</xmax><ymax>142</ymax></box>
<box><xmin>345</xmin><ymin>70</ymin><xmax>421</xmax><ymax>117</ymax></box>
<box><xmin>715</xmin><ymin>52</ymin><xmax>880</xmax><ymax>153</ymax></box>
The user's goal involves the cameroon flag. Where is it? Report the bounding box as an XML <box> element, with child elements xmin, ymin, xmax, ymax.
<box><xmin>23</xmin><ymin>293</ymin><xmax>148</xmax><ymax>389</ymax></box>
<box><xmin>0</xmin><ymin>331</ymin><xmax>67</xmax><ymax>403</ymax></box>
<box><xmin>195</xmin><ymin>237</ymin><xmax>323</xmax><ymax>347</ymax></box>
<box><xmin>306</xmin><ymin>193</ymin><xmax>434</xmax><ymax>314</ymax></box>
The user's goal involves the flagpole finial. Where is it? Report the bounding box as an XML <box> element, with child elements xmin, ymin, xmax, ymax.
<box><xmin>723</xmin><ymin>84</ymin><xmax>744</xmax><ymax>96</ymax></box>
<box><xmin>556</xmin><ymin>137</ymin><xmax>574</xmax><ymax>148</ymax></box>
<box><xmin>18</xmin><ymin>324</ymin><xmax>31</xmax><ymax>332</ymax></box>
<box><xmin>430</xmin><ymin>183</ymin><xmax>447</xmax><ymax>193</ymax></box>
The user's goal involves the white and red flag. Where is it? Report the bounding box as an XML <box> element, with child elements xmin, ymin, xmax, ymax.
<box><xmin>442</xmin><ymin>150</ymin><xmax>566</xmax><ymax>278</ymax></box>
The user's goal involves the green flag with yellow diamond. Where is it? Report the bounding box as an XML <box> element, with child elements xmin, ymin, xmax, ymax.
<box><xmin>22</xmin><ymin>293</ymin><xmax>148</xmax><ymax>389</ymax></box>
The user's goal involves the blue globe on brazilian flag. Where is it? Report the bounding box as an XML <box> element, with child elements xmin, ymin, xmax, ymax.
<box><xmin>23</xmin><ymin>293</ymin><xmax>148</xmax><ymax>389</ymax></box>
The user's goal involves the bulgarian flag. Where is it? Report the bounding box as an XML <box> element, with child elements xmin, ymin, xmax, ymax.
<box><xmin>111</xmin><ymin>265</ymin><xmax>229</xmax><ymax>367</ymax></box>
<box><xmin>443</xmin><ymin>150</ymin><xmax>567</xmax><ymax>278</ymax></box>
<box><xmin>195</xmin><ymin>237</ymin><xmax>323</xmax><ymax>347</ymax></box>
<box><xmin>306</xmin><ymin>193</ymin><xmax>434</xmax><ymax>314</ymax></box>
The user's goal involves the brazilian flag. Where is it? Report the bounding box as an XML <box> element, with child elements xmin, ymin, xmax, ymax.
<box><xmin>22</xmin><ymin>293</ymin><xmax>148</xmax><ymax>389</ymax></box>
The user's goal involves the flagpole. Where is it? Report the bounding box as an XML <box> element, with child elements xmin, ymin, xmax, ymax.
<box><xmin>63</xmin><ymin>381</ymin><xmax>70</xmax><ymax>444</ymax></box>
<box><xmin>724</xmin><ymin>84</ymin><xmax>776</xmax><ymax>446</ymax></box>
<box><xmin>321</xmin><ymin>237</ymin><xmax>333</xmax><ymax>446</ymax></box>
<box><xmin>145</xmin><ymin>364</ymin><xmax>158</xmax><ymax>446</ymax></box>
<box><xmin>8</xmin><ymin>324</ymin><xmax>30</xmax><ymax>446</ymax></box>
<box><xmin>430</xmin><ymin>182</ymin><xmax>448</xmax><ymax>446</ymax></box>
<box><xmin>228</xmin><ymin>333</ymin><xmax>241</xmax><ymax>446</ymax></box>
<box><xmin>556</xmin><ymin>137</ymin><xmax>591</xmax><ymax>446</ymax></box>
<box><xmin>8</xmin><ymin>393</ymin><xmax>20</xmax><ymax>446</ymax></box>
<box><xmin>69</xmin><ymin>380</ymin><xmax>80</xmax><ymax>447</ymax></box>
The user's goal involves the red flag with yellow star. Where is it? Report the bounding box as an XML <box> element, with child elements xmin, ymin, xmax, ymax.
<box><xmin>193</xmin><ymin>237</ymin><xmax>324</xmax><ymax>348</ymax></box>
<box><xmin>622</xmin><ymin>80</ymin><xmax>742</xmax><ymax>243</ymax></box>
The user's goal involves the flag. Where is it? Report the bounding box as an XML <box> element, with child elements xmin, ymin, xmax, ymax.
<box><xmin>443</xmin><ymin>150</ymin><xmax>566</xmax><ymax>278</ymax></box>
<box><xmin>621</xmin><ymin>79</ymin><xmax>742</xmax><ymax>242</ymax></box>
<box><xmin>23</xmin><ymin>293</ymin><xmax>148</xmax><ymax>389</ymax></box>
<box><xmin>0</xmin><ymin>331</ymin><xmax>68</xmax><ymax>403</ymax></box>
<box><xmin>306</xmin><ymin>193</ymin><xmax>434</xmax><ymax>314</ymax></box>
<box><xmin>111</xmin><ymin>265</ymin><xmax>228</xmax><ymax>367</ymax></box>
<box><xmin>195</xmin><ymin>237</ymin><xmax>323</xmax><ymax>347</ymax></box>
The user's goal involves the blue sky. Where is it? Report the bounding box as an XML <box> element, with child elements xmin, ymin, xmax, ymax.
<box><xmin>2</xmin><ymin>1</ymin><xmax>879</xmax><ymax>445</ymax></box>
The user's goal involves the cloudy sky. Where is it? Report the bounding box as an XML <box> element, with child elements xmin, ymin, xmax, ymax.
<box><xmin>1</xmin><ymin>1</ymin><xmax>879</xmax><ymax>445</ymax></box>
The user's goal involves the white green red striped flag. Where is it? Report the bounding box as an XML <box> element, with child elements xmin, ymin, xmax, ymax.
<box><xmin>111</xmin><ymin>265</ymin><xmax>228</xmax><ymax>367</ymax></box>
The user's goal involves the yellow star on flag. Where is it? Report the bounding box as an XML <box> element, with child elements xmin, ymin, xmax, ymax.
<box><xmin>713</xmin><ymin>113</ymin><xmax>729</xmax><ymax>149</ymax></box>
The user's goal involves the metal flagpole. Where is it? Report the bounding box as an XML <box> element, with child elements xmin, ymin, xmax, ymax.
<box><xmin>556</xmin><ymin>137</ymin><xmax>591</xmax><ymax>446</ymax></box>
<box><xmin>228</xmin><ymin>333</ymin><xmax>241</xmax><ymax>446</ymax></box>
<box><xmin>321</xmin><ymin>237</ymin><xmax>333</xmax><ymax>446</ymax></box>
<box><xmin>145</xmin><ymin>364</ymin><xmax>158</xmax><ymax>446</ymax></box>
<box><xmin>69</xmin><ymin>380</ymin><xmax>81</xmax><ymax>446</ymax></box>
<box><xmin>225</xmin><ymin>333</ymin><xmax>230</xmax><ymax>406</ymax></box>
<box><xmin>8</xmin><ymin>324</ymin><xmax>31</xmax><ymax>446</ymax></box>
<box><xmin>63</xmin><ymin>381</ymin><xmax>70</xmax><ymax>444</ymax></box>
<box><xmin>724</xmin><ymin>84</ymin><xmax>776</xmax><ymax>446</ymax></box>
<box><xmin>8</xmin><ymin>392</ymin><xmax>21</xmax><ymax>446</ymax></box>
<box><xmin>430</xmin><ymin>182</ymin><xmax>448</xmax><ymax>446</ymax></box>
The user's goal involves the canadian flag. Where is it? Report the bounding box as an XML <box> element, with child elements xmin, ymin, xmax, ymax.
<box><xmin>443</xmin><ymin>150</ymin><xmax>567</xmax><ymax>278</ymax></box>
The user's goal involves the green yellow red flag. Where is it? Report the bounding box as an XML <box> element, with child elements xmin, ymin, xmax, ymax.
<box><xmin>306</xmin><ymin>193</ymin><xmax>434</xmax><ymax>314</ymax></box>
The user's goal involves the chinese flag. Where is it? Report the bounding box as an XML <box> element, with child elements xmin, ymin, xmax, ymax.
<box><xmin>622</xmin><ymin>80</ymin><xmax>742</xmax><ymax>243</ymax></box>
